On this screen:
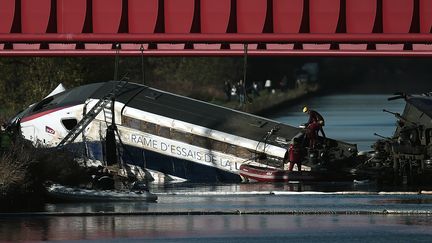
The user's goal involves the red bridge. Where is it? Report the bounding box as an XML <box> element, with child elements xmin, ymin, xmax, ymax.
<box><xmin>0</xmin><ymin>0</ymin><xmax>431</xmax><ymax>56</ymax></box>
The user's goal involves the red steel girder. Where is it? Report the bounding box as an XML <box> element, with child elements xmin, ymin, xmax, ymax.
<box><xmin>1</xmin><ymin>0</ymin><xmax>431</xmax><ymax>57</ymax></box>
<box><xmin>1</xmin><ymin>33</ymin><xmax>432</xmax><ymax>44</ymax></box>
<box><xmin>1</xmin><ymin>49</ymin><xmax>432</xmax><ymax>57</ymax></box>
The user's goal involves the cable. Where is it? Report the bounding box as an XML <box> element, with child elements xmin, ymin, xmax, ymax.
<box><xmin>243</xmin><ymin>43</ymin><xmax>252</xmax><ymax>105</ymax></box>
<box><xmin>140</xmin><ymin>44</ymin><xmax>145</xmax><ymax>84</ymax></box>
<box><xmin>253</xmin><ymin>125</ymin><xmax>281</xmax><ymax>164</ymax></box>
<box><xmin>113</xmin><ymin>43</ymin><xmax>120</xmax><ymax>81</ymax></box>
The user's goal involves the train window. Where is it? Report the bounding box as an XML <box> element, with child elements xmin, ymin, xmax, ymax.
<box><xmin>61</xmin><ymin>118</ymin><xmax>78</xmax><ymax>130</ymax></box>
<box><xmin>32</xmin><ymin>96</ymin><xmax>54</xmax><ymax>112</ymax></box>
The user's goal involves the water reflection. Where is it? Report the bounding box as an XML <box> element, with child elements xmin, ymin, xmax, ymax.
<box><xmin>370</xmin><ymin>198</ymin><xmax>432</xmax><ymax>205</ymax></box>
<box><xmin>1</xmin><ymin>215</ymin><xmax>432</xmax><ymax>241</ymax></box>
<box><xmin>150</xmin><ymin>181</ymin><xmax>361</xmax><ymax>194</ymax></box>
<box><xmin>269</xmin><ymin>94</ymin><xmax>405</xmax><ymax>151</ymax></box>
<box><xmin>45</xmin><ymin>201</ymin><xmax>151</xmax><ymax>214</ymax></box>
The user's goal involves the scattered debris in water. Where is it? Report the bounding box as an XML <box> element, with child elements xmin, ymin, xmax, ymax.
<box><xmin>46</xmin><ymin>183</ymin><xmax>157</xmax><ymax>202</ymax></box>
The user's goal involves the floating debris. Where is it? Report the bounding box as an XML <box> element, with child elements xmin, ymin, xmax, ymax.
<box><xmin>46</xmin><ymin>183</ymin><xmax>157</xmax><ymax>202</ymax></box>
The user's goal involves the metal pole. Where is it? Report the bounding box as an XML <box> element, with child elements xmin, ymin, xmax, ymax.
<box><xmin>114</xmin><ymin>43</ymin><xmax>120</xmax><ymax>81</ymax></box>
<box><xmin>243</xmin><ymin>43</ymin><xmax>248</xmax><ymax>106</ymax></box>
<box><xmin>140</xmin><ymin>44</ymin><xmax>145</xmax><ymax>84</ymax></box>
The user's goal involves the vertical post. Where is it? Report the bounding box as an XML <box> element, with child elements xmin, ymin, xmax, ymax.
<box><xmin>242</xmin><ymin>43</ymin><xmax>248</xmax><ymax>108</ymax></box>
<box><xmin>140</xmin><ymin>44</ymin><xmax>145</xmax><ymax>84</ymax></box>
<box><xmin>114</xmin><ymin>43</ymin><xmax>120</xmax><ymax>81</ymax></box>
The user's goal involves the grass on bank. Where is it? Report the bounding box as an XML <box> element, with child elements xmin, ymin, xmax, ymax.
<box><xmin>0</xmin><ymin>138</ymin><xmax>88</xmax><ymax>209</ymax></box>
<box><xmin>215</xmin><ymin>84</ymin><xmax>319</xmax><ymax>114</ymax></box>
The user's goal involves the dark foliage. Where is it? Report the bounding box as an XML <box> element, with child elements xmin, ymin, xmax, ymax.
<box><xmin>0</xmin><ymin>139</ymin><xmax>89</xmax><ymax>210</ymax></box>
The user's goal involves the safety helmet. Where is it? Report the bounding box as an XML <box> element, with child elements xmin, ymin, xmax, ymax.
<box><xmin>302</xmin><ymin>106</ymin><xmax>309</xmax><ymax>113</ymax></box>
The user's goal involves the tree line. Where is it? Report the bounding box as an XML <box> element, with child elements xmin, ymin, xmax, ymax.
<box><xmin>0</xmin><ymin>57</ymin><xmax>246</xmax><ymax>116</ymax></box>
<box><xmin>1</xmin><ymin>56</ymin><xmax>431</xmax><ymax>117</ymax></box>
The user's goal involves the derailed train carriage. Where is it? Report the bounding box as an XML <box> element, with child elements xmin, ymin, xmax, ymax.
<box><xmin>361</xmin><ymin>93</ymin><xmax>432</xmax><ymax>185</ymax></box>
<box><xmin>6</xmin><ymin>81</ymin><xmax>359</xmax><ymax>182</ymax></box>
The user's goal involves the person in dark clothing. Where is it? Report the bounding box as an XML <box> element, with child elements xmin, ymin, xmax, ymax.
<box><xmin>223</xmin><ymin>80</ymin><xmax>232</xmax><ymax>101</ymax></box>
<box><xmin>252</xmin><ymin>81</ymin><xmax>260</xmax><ymax>97</ymax></box>
<box><xmin>237</xmin><ymin>80</ymin><xmax>245</xmax><ymax>107</ymax></box>
<box><xmin>279</xmin><ymin>75</ymin><xmax>288</xmax><ymax>92</ymax></box>
<box><xmin>284</xmin><ymin>138</ymin><xmax>302</xmax><ymax>171</ymax></box>
<box><xmin>303</xmin><ymin>106</ymin><xmax>326</xmax><ymax>148</ymax></box>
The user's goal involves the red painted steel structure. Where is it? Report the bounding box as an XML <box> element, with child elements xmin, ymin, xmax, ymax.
<box><xmin>376</xmin><ymin>0</ymin><xmax>414</xmax><ymax>50</ymax></box>
<box><xmin>341</xmin><ymin>0</ymin><xmax>376</xmax><ymax>50</ymax></box>
<box><xmin>123</xmin><ymin>0</ymin><xmax>158</xmax><ymax>50</ymax></box>
<box><xmin>268</xmin><ymin>0</ymin><xmax>303</xmax><ymax>50</ymax></box>
<box><xmin>0</xmin><ymin>0</ymin><xmax>14</xmax><ymax>50</ymax></box>
<box><xmin>304</xmin><ymin>0</ymin><xmax>340</xmax><ymax>50</ymax></box>
<box><xmin>158</xmin><ymin>0</ymin><xmax>194</xmax><ymax>49</ymax></box>
<box><xmin>13</xmin><ymin>0</ymin><xmax>51</xmax><ymax>50</ymax></box>
<box><xmin>50</xmin><ymin>0</ymin><xmax>86</xmax><ymax>50</ymax></box>
<box><xmin>414</xmin><ymin>0</ymin><xmax>432</xmax><ymax>50</ymax></box>
<box><xmin>194</xmin><ymin>0</ymin><xmax>230</xmax><ymax>49</ymax></box>
<box><xmin>0</xmin><ymin>0</ymin><xmax>431</xmax><ymax>57</ymax></box>
<box><xmin>231</xmin><ymin>0</ymin><xmax>267</xmax><ymax>50</ymax></box>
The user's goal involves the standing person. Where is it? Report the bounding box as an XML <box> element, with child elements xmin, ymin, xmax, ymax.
<box><xmin>264</xmin><ymin>79</ymin><xmax>272</xmax><ymax>93</ymax></box>
<box><xmin>280</xmin><ymin>75</ymin><xmax>288</xmax><ymax>92</ymax></box>
<box><xmin>231</xmin><ymin>85</ymin><xmax>237</xmax><ymax>100</ymax></box>
<box><xmin>237</xmin><ymin>80</ymin><xmax>245</xmax><ymax>107</ymax></box>
<box><xmin>223</xmin><ymin>80</ymin><xmax>232</xmax><ymax>101</ymax></box>
<box><xmin>252</xmin><ymin>81</ymin><xmax>260</xmax><ymax>97</ymax></box>
<box><xmin>284</xmin><ymin>138</ymin><xmax>302</xmax><ymax>171</ymax></box>
<box><xmin>302</xmin><ymin>106</ymin><xmax>326</xmax><ymax>148</ymax></box>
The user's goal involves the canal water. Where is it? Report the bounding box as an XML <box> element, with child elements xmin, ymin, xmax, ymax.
<box><xmin>2</xmin><ymin>94</ymin><xmax>432</xmax><ymax>242</ymax></box>
<box><xmin>270</xmin><ymin>94</ymin><xmax>406</xmax><ymax>151</ymax></box>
